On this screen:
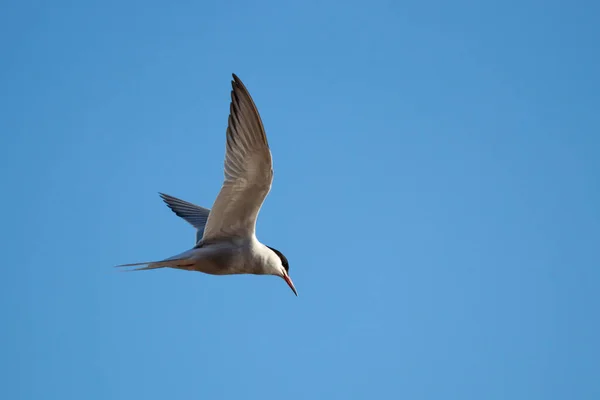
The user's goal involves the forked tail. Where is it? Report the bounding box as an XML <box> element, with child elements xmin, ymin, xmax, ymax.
<box><xmin>114</xmin><ymin>258</ymin><xmax>192</xmax><ymax>272</ymax></box>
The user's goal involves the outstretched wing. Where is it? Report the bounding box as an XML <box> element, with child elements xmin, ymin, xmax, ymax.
<box><xmin>159</xmin><ymin>193</ymin><xmax>210</xmax><ymax>244</ymax></box>
<box><xmin>201</xmin><ymin>74</ymin><xmax>273</xmax><ymax>241</ymax></box>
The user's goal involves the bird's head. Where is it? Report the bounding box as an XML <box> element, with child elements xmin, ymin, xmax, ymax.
<box><xmin>267</xmin><ymin>246</ymin><xmax>297</xmax><ymax>296</ymax></box>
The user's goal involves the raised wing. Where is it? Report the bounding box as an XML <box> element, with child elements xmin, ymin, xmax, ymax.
<box><xmin>201</xmin><ymin>74</ymin><xmax>273</xmax><ymax>241</ymax></box>
<box><xmin>159</xmin><ymin>193</ymin><xmax>210</xmax><ymax>244</ymax></box>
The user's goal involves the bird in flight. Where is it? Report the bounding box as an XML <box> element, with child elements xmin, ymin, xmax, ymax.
<box><xmin>116</xmin><ymin>74</ymin><xmax>297</xmax><ymax>296</ymax></box>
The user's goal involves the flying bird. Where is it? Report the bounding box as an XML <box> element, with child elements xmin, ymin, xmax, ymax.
<box><xmin>116</xmin><ymin>74</ymin><xmax>297</xmax><ymax>296</ymax></box>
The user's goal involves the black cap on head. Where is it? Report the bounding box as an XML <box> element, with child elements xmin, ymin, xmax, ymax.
<box><xmin>267</xmin><ymin>246</ymin><xmax>289</xmax><ymax>273</ymax></box>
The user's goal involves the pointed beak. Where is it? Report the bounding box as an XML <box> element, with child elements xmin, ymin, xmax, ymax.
<box><xmin>283</xmin><ymin>273</ymin><xmax>298</xmax><ymax>296</ymax></box>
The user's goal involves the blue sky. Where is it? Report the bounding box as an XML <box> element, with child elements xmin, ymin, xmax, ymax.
<box><xmin>1</xmin><ymin>0</ymin><xmax>599</xmax><ymax>398</ymax></box>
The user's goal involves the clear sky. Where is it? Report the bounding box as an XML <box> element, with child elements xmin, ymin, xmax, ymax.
<box><xmin>1</xmin><ymin>0</ymin><xmax>599</xmax><ymax>399</ymax></box>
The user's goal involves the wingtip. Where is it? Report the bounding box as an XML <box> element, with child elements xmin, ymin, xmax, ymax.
<box><xmin>158</xmin><ymin>192</ymin><xmax>169</xmax><ymax>205</ymax></box>
<box><xmin>231</xmin><ymin>73</ymin><xmax>246</xmax><ymax>89</ymax></box>
<box><xmin>159</xmin><ymin>192</ymin><xmax>178</xmax><ymax>205</ymax></box>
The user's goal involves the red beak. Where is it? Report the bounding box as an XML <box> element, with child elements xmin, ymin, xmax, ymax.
<box><xmin>283</xmin><ymin>273</ymin><xmax>298</xmax><ymax>296</ymax></box>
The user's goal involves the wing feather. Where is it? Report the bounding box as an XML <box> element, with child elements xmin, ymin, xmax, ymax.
<box><xmin>201</xmin><ymin>74</ymin><xmax>273</xmax><ymax>241</ymax></box>
<box><xmin>159</xmin><ymin>193</ymin><xmax>210</xmax><ymax>243</ymax></box>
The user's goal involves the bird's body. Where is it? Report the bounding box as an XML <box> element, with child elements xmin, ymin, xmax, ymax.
<box><xmin>136</xmin><ymin>237</ymin><xmax>279</xmax><ymax>276</ymax></box>
<box><xmin>116</xmin><ymin>74</ymin><xmax>297</xmax><ymax>296</ymax></box>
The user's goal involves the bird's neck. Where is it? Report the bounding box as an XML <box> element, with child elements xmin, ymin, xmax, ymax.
<box><xmin>251</xmin><ymin>241</ymin><xmax>280</xmax><ymax>276</ymax></box>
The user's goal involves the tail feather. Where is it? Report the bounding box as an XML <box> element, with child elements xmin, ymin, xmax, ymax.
<box><xmin>114</xmin><ymin>258</ymin><xmax>191</xmax><ymax>271</ymax></box>
<box><xmin>119</xmin><ymin>265</ymin><xmax>164</xmax><ymax>272</ymax></box>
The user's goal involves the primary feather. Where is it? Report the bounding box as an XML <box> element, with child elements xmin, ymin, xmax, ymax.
<box><xmin>202</xmin><ymin>74</ymin><xmax>274</xmax><ymax>241</ymax></box>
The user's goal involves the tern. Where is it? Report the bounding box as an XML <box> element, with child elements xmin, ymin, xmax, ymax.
<box><xmin>116</xmin><ymin>74</ymin><xmax>297</xmax><ymax>296</ymax></box>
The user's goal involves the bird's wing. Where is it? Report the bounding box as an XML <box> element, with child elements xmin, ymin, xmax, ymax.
<box><xmin>201</xmin><ymin>74</ymin><xmax>273</xmax><ymax>241</ymax></box>
<box><xmin>159</xmin><ymin>193</ymin><xmax>210</xmax><ymax>244</ymax></box>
